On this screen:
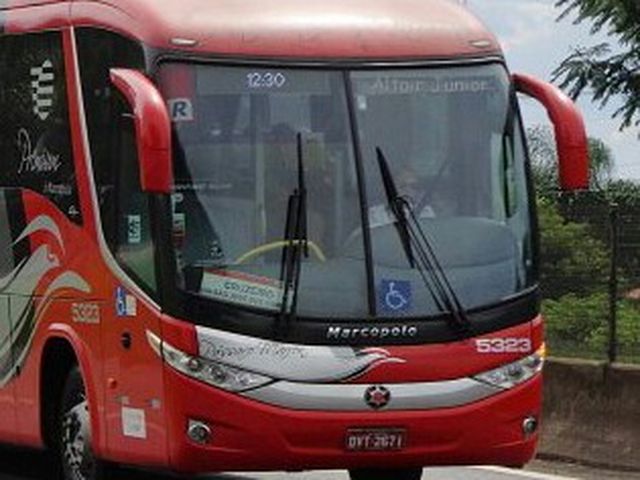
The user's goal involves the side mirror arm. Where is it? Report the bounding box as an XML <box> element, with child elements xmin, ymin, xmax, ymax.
<box><xmin>110</xmin><ymin>68</ymin><xmax>173</xmax><ymax>194</ymax></box>
<box><xmin>513</xmin><ymin>73</ymin><xmax>589</xmax><ymax>191</ymax></box>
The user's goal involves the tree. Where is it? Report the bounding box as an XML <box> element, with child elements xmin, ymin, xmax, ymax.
<box><xmin>527</xmin><ymin>126</ymin><xmax>558</xmax><ymax>197</ymax></box>
<box><xmin>586</xmin><ymin>137</ymin><xmax>615</xmax><ymax>188</ymax></box>
<box><xmin>543</xmin><ymin>293</ymin><xmax>640</xmax><ymax>360</ymax></box>
<box><xmin>537</xmin><ymin>197</ymin><xmax>610</xmax><ymax>299</ymax></box>
<box><xmin>553</xmin><ymin>0</ymin><xmax>640</xmax><ymax>130</ymax></box>
<box><xmin>526</xmin><ymin>125</ymin><xmax>614</xmax><ymax>193</ymax></box>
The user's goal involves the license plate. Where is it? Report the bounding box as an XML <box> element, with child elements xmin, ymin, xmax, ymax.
<box><xmin>345</xmin><ymin>428</ymin><xmax>407</xmax><ymax>451</ymax></box>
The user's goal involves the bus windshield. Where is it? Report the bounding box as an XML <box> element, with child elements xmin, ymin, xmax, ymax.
<box><xmin>158</xmin><ymin>62</ymin><xmax>535</xmax><ymax>319</ymax></box>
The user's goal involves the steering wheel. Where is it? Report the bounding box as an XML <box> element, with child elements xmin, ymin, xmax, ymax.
<box><xmin>234</xmin><ymin>239</ymin><xmax>327</xmax><ymax>264</ymax></box>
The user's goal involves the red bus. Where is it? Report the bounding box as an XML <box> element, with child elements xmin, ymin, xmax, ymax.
<box><xmin>0</xmin><ymin>1</ymin><xmax>588</xmax><ymax>479</ymax></box>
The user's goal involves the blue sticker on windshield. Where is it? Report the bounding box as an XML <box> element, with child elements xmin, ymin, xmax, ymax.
<box><xmin>379</xmin><ymin>280</ymin><xmax>412</xmax><ymax>314</ymax></box>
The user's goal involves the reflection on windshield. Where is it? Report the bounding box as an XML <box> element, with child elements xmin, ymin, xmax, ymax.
<box><xmin>158</xmin><ymin>63</ymin><xmax>535</xmax><ymax>319</ymax></box>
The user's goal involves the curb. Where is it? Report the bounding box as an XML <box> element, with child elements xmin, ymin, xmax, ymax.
<box><xmin>538</xmin><ymin>358</ymin><xmax>640</xmax><ymax>471</ymax></box>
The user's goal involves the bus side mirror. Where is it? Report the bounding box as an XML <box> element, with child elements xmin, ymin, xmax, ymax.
<box><xmin>513</xmin><ymin>73</ymin><xmax>589</xmax><ymax>191</ymax></box>
<box><xmin>110</xmin><ymin>68</ymin><xmax>173</xmax><ymax>194</ymax></box>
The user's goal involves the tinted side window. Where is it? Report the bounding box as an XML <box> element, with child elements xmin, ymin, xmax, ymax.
<box><xmin>0</xmin><ymin>31</ymin><xmax>81</xmax><ymax>223</ymax></box>
<box><xmin>75</xmin><ymin>29</ymin><xmax>157</xmax><ymax>293</ymax></box>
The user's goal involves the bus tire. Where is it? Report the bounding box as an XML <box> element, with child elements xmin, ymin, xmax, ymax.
<box><xmin>348</xmin><ymin>468</ymin><xmax>423</xmax><ymax>480</ymax></box>
<box><xmin>58</xmin><ymin>365</ymin><xmax>103</xmax><ymax>480</ymax></box>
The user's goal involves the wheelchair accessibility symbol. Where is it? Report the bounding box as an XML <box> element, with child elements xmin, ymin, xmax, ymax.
<box><xmin>379</xmin><ymin>280</ymin><xmax>412</xmax><ymax>313</ymax></box>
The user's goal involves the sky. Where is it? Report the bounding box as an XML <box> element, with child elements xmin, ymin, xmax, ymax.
<box><xmin>465</xmin><ymin>0</ymin><xmax>640</xmax><ymax>179</ymax></box>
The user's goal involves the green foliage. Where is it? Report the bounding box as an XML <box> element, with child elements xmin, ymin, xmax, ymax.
<box><xmin>551</xmin><ymin>184</ymin><xmax>640</xmax><ymax>293</ymax></box>
<box><xmin>601</xmin><ymin>178</ymin><xmax>640</xmax><ymax>204</ymax></box>
<box><xmin>553</xmin><ymin>0</ymin><xmax>640</xmax><ymax>130</ymax></box>
<box><xmin>587</xmin><ymin>137</ymin><xmax>614</xmax><ymax>188</ymax></box>
<box><xmin>590</xmin><ymin>304</ymin><xmax>640</xmax><ymax>361</ymax></box>
<box><xmin>543</xmin><ymin>293</ymin><xmax>640</xmax><ymax>361</ymax></box>
<box><xmin>555</xmin><ymin>0</ymin><xmax>640</xmax><ymax>46</ymax></box>
<box><xmin>528</xmin><ymin>125</ymin><xmax>560</xmax><ymax>197</ymax></box>
<box><xmin>538</xmin><ymin>197</ymin><xmax>610</xmax><ymax>299</ymax></box>
<box><xmin>528</xmin><ymin>118</ymin><xmax>640</xmax><ymax>362</ymax></box>
<box><xmin>543</xmin><ymin>293</ymin><xmax>607</xmax><ymax>349</ymax></box>
<box><xmin>527</xmin><ymin>125</ymin><xmax>614</xmax><ymax>194</ymax></box>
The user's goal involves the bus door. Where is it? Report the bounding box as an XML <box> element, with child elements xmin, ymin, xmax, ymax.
<box><xmin>101</xmin><ymin>285</ymin><xmax>167</xmax><ymax>465</ymax></box>
<box><xmin>72</xmin><ymin>26</ymin><xmax>169</xmax><ymax>463</ymax></box>
<box><xmin>95</xmin><ymin>92</ymin><xmax>168</xmax><ymax>465</ymax></box>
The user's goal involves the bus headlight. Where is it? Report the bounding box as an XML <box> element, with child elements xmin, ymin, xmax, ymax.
<box><xmin>473</xmin><ymin>345</ymin><xmax>545</xmax><ymax>390</ymax></box>
<box><xmin>147</xmin><ymin>331</ymin><xmax>273</xmax><ymax>392</ymax></box>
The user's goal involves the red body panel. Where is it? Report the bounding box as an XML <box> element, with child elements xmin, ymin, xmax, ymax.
<box><xmin>514</xmin><ymin>73</ymin><xmax>589</xmax><ymax>190</ymax></box>
<box><xmin>1</xmin><ymin>2</ymin><xmax>69</xmax><ymax>33</ymax></box>
<box><xmin>100</xmin><ymin>300</ymin><xmax>167</xmax><ymax>465</ymax></box>
<box><xmin>354</xmin><ymin>321</ymin><xmax>537</xmax><ymax>384</ymax></box>
<box><xmin>5</xmin><ymin>0</ymin><xmax>500</xmax><ymax>59</ymax></box>
<box><xmin>0</xmin><ymin>375</ymin><xmax>15</xmax><ymax>435</ymax></box>
<box><xmin>10</xmin><ymin>191</ymin><xmax>104</xmax><ymax>447</ymax></box>
<box><xmin>110</xmin><ymin>69</ymin><xmax>173</xmax><ymax>194</ymax></box>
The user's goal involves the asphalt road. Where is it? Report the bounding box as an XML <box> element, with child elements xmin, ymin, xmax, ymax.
<box><xmin>0</xmin><ymin>446</ymin><xmax>638</xmax><ymax>480</ymax></box>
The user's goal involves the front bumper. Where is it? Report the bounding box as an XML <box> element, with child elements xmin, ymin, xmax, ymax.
<box><xmin>163</xmin><ymin>368</ymin><xmax>542</xmax><ymax>474</ymax></box>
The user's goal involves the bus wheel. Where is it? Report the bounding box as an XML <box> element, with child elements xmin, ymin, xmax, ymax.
<box><xmin>349</xmin><ymin>468</ymin><xmax>423</xmax><ymax>480</ymax></box>
<box><xmin>59</xmin><ymin>366</ymin><xmax>103</xmax><ymax>480</ymax></box>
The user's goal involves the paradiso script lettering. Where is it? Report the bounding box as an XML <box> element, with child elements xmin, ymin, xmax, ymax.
<box><xmin>327</xmin><ymin>325</ymin><xmax>418</xmax><ymax>341</ymax></box>
<box><xmin>199</xmin><ymin>340</ymin><xmax>308</xmax><ymax>363</ymax></box>
<box><xmin>16</xmin><ymin>128</ymin><xmax>61</xmax><ymax>175</ymax></box>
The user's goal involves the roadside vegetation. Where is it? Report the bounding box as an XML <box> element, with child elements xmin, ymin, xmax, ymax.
<box><xmin>530</xmin><ymin>126</ymin><xmax>640</xmax><ymax>363</ymax></box>
<box><xmin>526</xmin><ymin>0</ymin><xmax>640</xmax><ymax>363</ymax></box>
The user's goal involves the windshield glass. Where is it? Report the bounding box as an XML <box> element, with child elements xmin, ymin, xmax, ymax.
<box><xmin>159</xmin><ymin>65</ymin><xmax>369</xmax><ymax>317</ymax></box>
<box><xmin>350</xmin><ymin>64</ymin><xmax>535</xmax><ymax>316</ymax></box>
<box><xmin>158</xmin><ymin>62</ymin><xmax>535</xmax><ymax>319</ymax></box>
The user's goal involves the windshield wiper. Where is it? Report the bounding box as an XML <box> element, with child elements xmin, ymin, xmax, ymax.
<box><xmin>376</xmin><ymin>147</ymin><xmax>470</xmax><ymax>334</ymax></box>
<box><xmin>376</xmin><ymin>148</ymin><xmax>415</xmax><ymax>269</ymax></box>
<box><xmin>279</xmin><ymin>133</ymin><xmax>309</xmax><ymax>322</ymax></box>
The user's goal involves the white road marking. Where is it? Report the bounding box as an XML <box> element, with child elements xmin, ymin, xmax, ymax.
<box><xmin>229</xmin><ymin>467</ymin><xmax>581</xmax><ymax>480</ymax></box>
<box><xmin>475</xmin><ymin>466</ymin><xmax>580</xmax><ymax>480</ymax></box>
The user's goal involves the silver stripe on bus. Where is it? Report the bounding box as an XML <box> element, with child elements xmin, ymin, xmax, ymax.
<box><xmin>242</xmin><ymin>378</ymin><xmax>502</xmax><ymax>411</ymax></box>
<box><xmin>0</xmin><ymin>215</ymin><xmax>92</xmax><ymax>386</ymax></box>
<box><xmin>196</xmin><ymin>325</ymin><xmax>405</xmax><ymax>383</ymax></box>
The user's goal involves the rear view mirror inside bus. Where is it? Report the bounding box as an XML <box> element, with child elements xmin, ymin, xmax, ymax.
<box><xmin>110</xmin><ymin>68</ymin><xmax>173</xmax><ymax>193</ymax></box>
<box><xmin>513</xmin><ymin>73</ymin><xmax>589</xmax><ymax>192</ymax></box>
